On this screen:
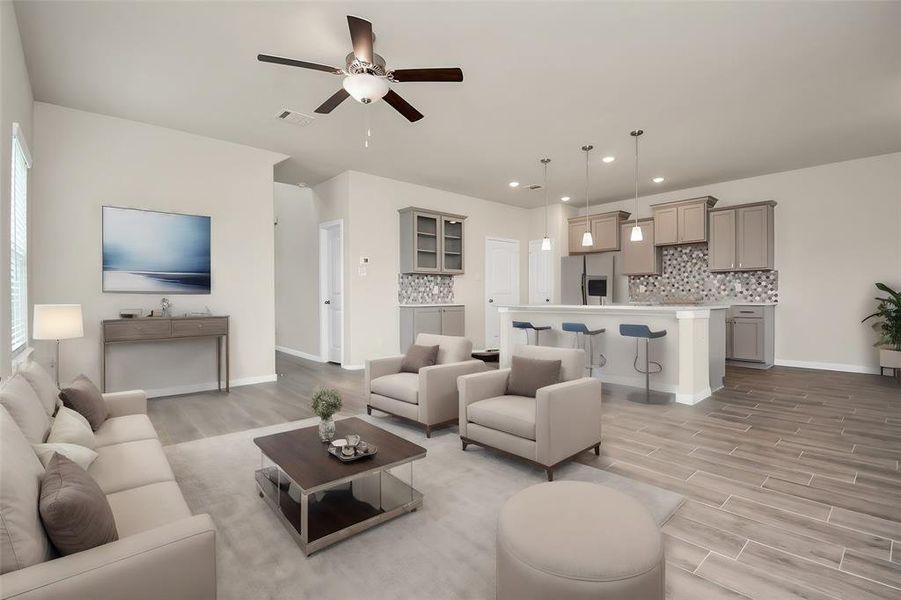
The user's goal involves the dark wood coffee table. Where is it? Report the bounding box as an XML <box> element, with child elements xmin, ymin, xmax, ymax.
<box><xmin>253</xmin><ymin>417</ymin><xmax>426</xmax><ymax>555</ymax></box>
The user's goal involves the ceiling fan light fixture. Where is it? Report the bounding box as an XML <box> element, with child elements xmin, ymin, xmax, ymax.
<box><xmin>342</xmin><ymin>73</ymin><xmax>389</xmax><ymax>103</ymax></box>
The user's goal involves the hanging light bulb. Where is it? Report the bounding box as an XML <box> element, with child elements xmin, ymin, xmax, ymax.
<box><xmin>629</xmin><ymin>130</ymin><xmax>644</xmax><ymax>242</ymax></box>
<box><xmin>581</xmin><ymin>145</ymin><xmax>594</xmax><ymax>247</ymax></box>
<box><xmin>541</xmin><ymin>158</ymin><xmax>552</xmax><ymax>251</ymax></box>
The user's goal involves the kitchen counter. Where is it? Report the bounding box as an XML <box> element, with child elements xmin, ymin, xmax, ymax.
<box><xmin>497</xmin><ymin>304</ymin><xmax>726</xmax><ymax>405</ymax></box>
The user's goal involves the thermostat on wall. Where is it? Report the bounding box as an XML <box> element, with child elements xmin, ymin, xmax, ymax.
<box><xmin>360</xmin><ymin>257</ymin><xmax>369</xmax><ymax>264</ymax></box>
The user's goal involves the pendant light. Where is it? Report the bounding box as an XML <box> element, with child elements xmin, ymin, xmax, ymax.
<box><xmin>629</xmin><ymin>130</ymin><xmax>644</xmax><ymax>242</ymax></box>
<box><xmin>580</xmin><ymin>145</ymin><xmax>594</xmax><ymax>247</ymax></box>
<box><xmin>541</xmin><ymin>158</ymin><xmax>552</xmax><ymax>251</ymax></box>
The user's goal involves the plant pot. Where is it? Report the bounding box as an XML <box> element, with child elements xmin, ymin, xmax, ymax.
<box><xmin>879</xmin><ymin>347</ymin><xmax>901</xmax><ymax>369</ymax></box>
<box><xmin>318</xmin><ymin>417</ymin><xmax>336</xmax><ymax>442</ymax></box>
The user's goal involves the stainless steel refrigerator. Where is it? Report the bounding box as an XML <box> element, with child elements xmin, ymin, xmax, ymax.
<box><xmin>561</xmin><ymin>253</ymin><xmax>615</xmax><ymax>305</ymax></box>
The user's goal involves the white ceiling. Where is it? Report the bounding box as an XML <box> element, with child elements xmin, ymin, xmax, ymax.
<box><xmin>14</xmin><ymin>1</ymin><xmax>901</xmax><ymax>209</ymax></box>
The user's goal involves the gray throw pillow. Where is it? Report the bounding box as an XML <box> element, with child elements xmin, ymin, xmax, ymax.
<box><xmin>506</xmin><ymin>356</ymin><xmax>561</xmax><ymax>398</ymax></box>
<box><xmin>59</xmin><ymin>375</ymin><xmax>107</xmax><ymax>431</ymax></box>
<box><xmin>39</xmin><ymin>453</ymin><xmax>118</xmax><ymax>556</ymax></box>
<box><xmin>401</xmin><ymin>344</ymin><xmax>440</xmax><ymax>373</ymax></box>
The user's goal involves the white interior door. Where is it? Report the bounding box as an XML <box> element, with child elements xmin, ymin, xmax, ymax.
<box><xmin>528</xmin><ymin>239</ymin><xmax>554</xmax><ymax>305</ymax></box>
<box><xmin>485</xmin><ymin>238</ymin><xmax>520</xmax><ymax>350</ymax></box>
<box><xmin>320</xmin><ymin>222</ymin><xmax>343</xmax><ymax>364</ymax></box>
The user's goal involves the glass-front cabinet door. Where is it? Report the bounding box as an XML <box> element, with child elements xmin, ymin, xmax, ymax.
<box><xmin>414</xmin><ymin>212</ymin><xmax>440</xmax><ymax>272</ymax></box>
<box><xmin>441</xmin><ymin>216</ymin><xmax>464</xmax><ymax>274</ymax></box>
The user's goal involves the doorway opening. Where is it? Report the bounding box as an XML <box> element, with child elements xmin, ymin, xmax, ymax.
<box><xmin>484</xmin><ymin>237</ymin><xmax>520</xmax><ymax>350</ymax></box>
<box><xmin>319</xmin><ymin>220</ymin><xmax>344</xmax><ymax>365</ymax></box>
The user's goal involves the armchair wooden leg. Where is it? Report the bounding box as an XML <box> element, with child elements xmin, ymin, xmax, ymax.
<box><xmin>546</xmin><ymin>469</ymin><xmax>554</xmax><ymax>482</ymax></box>
<box><xmin>426</xmin><ymin>425</ymin><xmax>432</xmax><ymax>439</ymax></box>
<box><xmin>461</xmin><ymin>439</ymin><xmax>468</xmax><ymax>451</ymax></box>
<box><xmin>366</xmin><ymin>405</ymin><xmax>372</xmax><ymax>415</ymax></box>
<box><xmin>594</xmin><ymin>443</ymin><xmax>600</xmax><ymax>456</ymax></box>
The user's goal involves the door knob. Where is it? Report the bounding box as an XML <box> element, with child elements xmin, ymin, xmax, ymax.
<box><xmin>488</xmin><ymin>299</ymin><xmax>494</xmax><ymax>303</ymax></box>
<box><xmin>324</xmin><ymin>300</ymin><xmax>331</xmax><ymax>305</ymax></box>
<box><xmin>546</xmin><ymin>299</ymin><xmax>550</xmax><ymax>302</ymax></box>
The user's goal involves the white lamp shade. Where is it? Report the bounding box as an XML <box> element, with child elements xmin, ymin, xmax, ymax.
<box><xmin>581</xmin><ymin>231</ymin><xmax>594</xmax><ymax>247</ymax></box>
<box><xmin>342</xmin><ymin>74</ymin><xmax>389</xmax><ymax>103</ymax></box>
<box><xmin>33</xmin><ymin>304</ymin><xmax>84</xmax><ymax>340</ymax></box>
<box><xmin>630</xmin><ymin>225</ymin><xmax>644</xmax><ymax>242</ymax></box>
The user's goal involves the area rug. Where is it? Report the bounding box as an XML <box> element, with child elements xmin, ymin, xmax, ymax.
<box><xmin>164</xmin><ymin>414</ymin><xmax>683</xmax><ymax>600</ymax></box>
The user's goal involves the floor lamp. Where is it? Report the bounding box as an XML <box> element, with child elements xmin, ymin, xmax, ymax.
<box><xmin>33</xmin><ymin>304</ymin><xmax>84</xmax><ymax>387</ymax></box>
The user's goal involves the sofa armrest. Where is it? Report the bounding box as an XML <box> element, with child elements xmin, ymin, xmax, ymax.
<box><xmin>418</xmin><ymin>359</ymin><xmax>487</xmax><ymax>426</ymax></box>
<box><xmin>535</xmin><ymin>378</ymin><xmax>603</xmax><ymax>466</ymax></box>
<box><xmin>0</xmin><ymin>515</ymin><xmax>216</xmax><ymax>600</ymax></box>
<box><xmin>102</xmin><ymin>390</ymin><xmax>147</xmax><ymax>417</ymax></box>
<box><xmin>365</xmin><ymin>355</ymin><xmax>405</xmax><ymax>393</ymax></box>
<box><xmin>457</xmin><ymin>369</ymin><xmax>510</xmax><ymax>438</ymax></box>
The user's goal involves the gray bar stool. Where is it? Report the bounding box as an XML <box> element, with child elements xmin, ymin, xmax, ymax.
<box><xmin>512</xmin><ymin>321</ymin><xmax>551</xmax><ymax>346</ymax></box>
<box><xmin>619</xmin><ymin>324</ymin><xmax>667</xmax><ymax>403</ymax></box>
<box><xmin>562</xmin><ymin>322</ymin><xmax>607</xmax><ymax>376</ymax></box>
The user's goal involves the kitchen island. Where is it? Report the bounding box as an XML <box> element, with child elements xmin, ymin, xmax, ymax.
<box><xmin>497</xmin><ymin>304</ymin><xmax>728</xmax><ymax>404</ymax></box>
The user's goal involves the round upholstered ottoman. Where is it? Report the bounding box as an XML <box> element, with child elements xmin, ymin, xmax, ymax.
<box><xmin>496</xmin><ymin>481</ymin><xmax>665</xmax><ymax>600</ymax></box>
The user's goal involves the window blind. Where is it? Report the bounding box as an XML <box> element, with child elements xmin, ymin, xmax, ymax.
<box><xmin>10</xmin><ymin>125</ymin><xmax>30</xmax><ymax>356</ymax></box>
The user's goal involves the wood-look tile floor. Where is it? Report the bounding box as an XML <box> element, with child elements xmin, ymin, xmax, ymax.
<box><xmin>149</xmin><ymin>353</ymin><xmax>901</xmax><ymax>599</ymax></box>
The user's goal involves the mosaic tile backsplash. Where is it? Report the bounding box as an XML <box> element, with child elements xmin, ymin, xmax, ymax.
<box><xmin>398</xmin><ymin>274</ymin><xmax>455</xmax><ymax>304</ymax></box>
<box><xmin>628</xmin><ymin>244</ymin><xmax>778</xmax><ymax>304</ymax></box>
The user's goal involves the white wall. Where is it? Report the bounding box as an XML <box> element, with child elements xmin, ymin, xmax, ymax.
<box><xmin>274</xmin><ymin>182</ymin><xmax>320</xmax><ymax>358</ymax></box>
<box><xmin>0</xmin><ymin>2</ymin><xmax>34</xmax><ymax>377</ymax></box>
<box><xmin>579</xmin><ymin>153</ymin><xmax>901</xmax><ymax>373</ymax></box>
<box><xmin>30</xmin><ymin>103</ymin><xmax>287</xmax><ymax>396</ymax></box>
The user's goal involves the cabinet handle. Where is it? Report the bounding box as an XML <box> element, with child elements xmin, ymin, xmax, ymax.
<box><xmin>739</xmin><ymin>310</ymin><xmax>754</xmax><ymax>314</ymax></box>
<box><xmin>730</xmin><ymin>263</ymin><xmax>734</xmax><ymax>269</ymax></box>
<box><xmin>739</xmin><ymin>262</ymin><xmax>742</xmax><ymax>268</ymax></box>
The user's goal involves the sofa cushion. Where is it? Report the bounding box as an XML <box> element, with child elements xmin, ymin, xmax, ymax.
<box><xmin>16</xmin><ymin>354</ymin><xmax>60</xmax><ymax>416</ymax></box>
<box><xmin>468</xmin><ymin>395</ymin><xmax>537</xmax><ymax>441</ymax></box>
<box><xmin>416</xmin><ymin>333</ymin><xmax>472</xmax><ymax>364</ymax></box>
<box><xmin>33</xmin><ymin>443</ymin><xmax>99</xmax><ymax>471</ymax></box>
<box><xmin>106</xmin><ymin>482</ymin><xmax>192</xmax><ymax>538</ymax></box>
<box><xmin>0</xmin><ymin>374</ymin><xmax>51</xmax><ymax>444</ymax></box>
<box><xmin>87</xmin><ymin>439</ymin><xmax>175</xmax><ymax>495</ymax></box>
<box><xmin>46</xmin><ymin>406</ymin><xmax>97</xmax><ymax>450</ymax></box>
<box><xmin>370</xmin><ymin>372</ymin><xmax>419</xmax><ymax>405</ymax></box>
<box><xmin>39</xmin><ymin>453</ymin><xmax>119</xmax><ymax>556</ymax></box>
<box><xmin>400</xmin><ymin>344</ymin><xmax>439</xmax><ymax>373</ymax></box>
<box><xmin>59</xmin><ymin>375</ymin><xmax>108</xmax><ymax>431</ymax></box>
<box><xmin>0</xmin><ymin>407</ymin><xmax>53</xmax><ymax>574</ymax></box>
<box><xmin>506</xmin><ymin>356</ymin><xmax>561</xmax><ymax>398</ymax></box>
<box><xmin>94</xmin><ymin>414</ymin><xmax>158</xmax><ymax>448</ymax></box>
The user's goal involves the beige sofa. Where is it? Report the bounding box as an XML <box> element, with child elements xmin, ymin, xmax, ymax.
<box><xmin>366</xmin><ymin>334</ymin><xmax>486</xmax><ymax>437</ymax></box>
<box><xmin>457</xmin><ymin>345</ymin><xmax>603</xmax><ymax>481</ymax></box>
<box><xmin>0</xmin><ymin>369</ymin><xmax>216</xmax><ymax>600</ymax></box>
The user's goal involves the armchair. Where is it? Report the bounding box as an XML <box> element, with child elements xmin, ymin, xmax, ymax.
<box><xmin>365</xmin><ymin>334</ymin><xmax>486</xmax><ymax>437</ymax></box>
<box><xmin>457</xmin><ymin>345</ymin><xmax>602</xmax><ymax>480</ymax></box>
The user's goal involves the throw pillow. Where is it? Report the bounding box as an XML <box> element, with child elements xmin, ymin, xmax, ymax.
<box><xmin>33</xmin><ymin>443</ymin><xmax>99</xmax><ymax>471</ymax></box>
<box><xmin>400</xmin><ymin>344</ymin><xmax>440</xmax><ymax>373</ymax></box>
<box><xmin>59</xmin><ymin>375</ymin><xmax>108</xmax><ymax>431</ymax></box>
<box><xmin>39</xmin><ymin>453</ymin><xmax>118</xmax><ymax>556</ymax></box>
<box><xmin>506</xmin><ymin>356</ymin><xmax>562</xmax><ymax>398</ymax></box>
<box><xmin>0</xmin><ymin>374</ymin><xmax>52</xmax><ymax>444</ymax></box>
<box><xmin>16</xmin><ymin>352</ymin><xmax>60</xmax><ymax>417</ymax></box>
<box><xmin>46</xmin><ymin>407</ymin><xmax>96</xmax><ymax>450</ymax></box>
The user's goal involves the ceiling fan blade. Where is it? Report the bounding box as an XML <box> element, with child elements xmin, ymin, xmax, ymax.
<box><xmin>347</xmin><ymin>15</ymin><xmax>374</xmax><ymax>64</ymax></box>
<box><xmin>390</xmin><ymin>68</ymin><xmax>463</xmax><ymax>83</ymax></box>
<box><xmin>257</xmin><ymin>54</ymin><xmax>342</xmax><ymax>74</ymax></box>
<box><xmin>314</xmin><ymin>88</ymin><xmax>351</xmax><ymax>114</ymax></box>
<box><xmin>383</xmin><ymin>89</ymin><xmax>424</xmax><ymax>122</ymax></box>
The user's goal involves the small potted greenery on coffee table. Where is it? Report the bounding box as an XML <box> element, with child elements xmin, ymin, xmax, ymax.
<box><xmin>312</xmin><ymin>387</ymin><xmax>342</xmax><ymax>441</ymax></box>
<box><xmin>862</xmin><ymin>282</ymin><xmax>901</xmax><ymax>380</ymax></box>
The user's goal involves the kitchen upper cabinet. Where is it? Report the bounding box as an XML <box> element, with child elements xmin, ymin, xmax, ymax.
<box><xmin>709</xmin><ymin>201</ymin><xmax>775</xmax><ymax>272</ymax></box>
<box><xmin>652</xmin><ymin>196</ymin><xmax>718</xmax><ymax>246</ymax></box>
<box><xmin>399</xmin><ymin>208</ymin><xmax>467</xmax><ymax>275</ymax></box>
<box><xmin>568</xmin><ymin>211</ymin><xmax>630</xmax><ymax>255</ymax></box>
<box><xmin>621</xmin><ymin>220</ymin><xmax>661</xmax><ymax>275</ymax></box>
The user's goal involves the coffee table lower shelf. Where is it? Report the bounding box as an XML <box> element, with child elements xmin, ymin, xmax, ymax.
<box><xmin>254</xmin><ymin>466</ymin><xmax>423</xmax><ymax>556</ymax></box>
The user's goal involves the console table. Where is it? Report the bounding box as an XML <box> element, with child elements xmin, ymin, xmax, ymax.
<box><xmin>101</xmin><ymin>316</ymin><xmax>229</xmax><ymax>393</ymax></box>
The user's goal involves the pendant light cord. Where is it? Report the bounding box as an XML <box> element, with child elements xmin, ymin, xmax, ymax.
<box><xmin>634</xmin><ymin>133</ymin><xmax>639</xmax><ymax>227</ymax></box>
<box><xmin>542</xmin><ymin>158</ymin><xmax>550</xmax><ymax>236</ymax></box>
<box><xmin>582</xmin><ymin>145</ymin><xmax>593</xmax><ymax>230</ymax></box>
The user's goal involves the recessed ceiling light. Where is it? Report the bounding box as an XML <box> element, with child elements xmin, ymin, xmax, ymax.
<box><xmin>602</xmin><ymin>156</ymin><xmax>615</xmax><ymax>163</ymax></box>
<box><xmin>508</xmin><ymin>181</ymin><xmax>520</xmax><ymax>188</ymax></box>
<box><xmin>560</xmin><ymin>196</ymin><xmax>570</xmax><ymax>202</ymax></box>
<box><xmin>652</xmin><ymin>177</ymin><xmax>665</xmax><ymax>183</ymax></box>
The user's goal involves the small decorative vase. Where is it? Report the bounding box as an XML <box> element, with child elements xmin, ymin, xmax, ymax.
<box><xmin>318</xmin><ymin>417</ymin><xmax>336</xmax><ymax>442</ymax></box>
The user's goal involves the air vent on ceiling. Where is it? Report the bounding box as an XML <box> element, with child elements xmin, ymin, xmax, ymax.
<box><xmin>526</xmin><ymin>184</ymin><xmax>542</xmax><ymax>190</ymax></box>
<box><xmin>276</xmin><ymin>109</ymin><xmax>315</xmax><ymax>126</ymax></box>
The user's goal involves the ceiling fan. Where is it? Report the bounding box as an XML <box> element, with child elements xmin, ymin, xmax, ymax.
<box><xmin>258</xmin><ymin>15</ymin><xmax>463</xmax><ymax>122</ymax></box>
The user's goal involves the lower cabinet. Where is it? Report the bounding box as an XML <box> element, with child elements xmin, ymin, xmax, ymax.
<box><xmin>399</xmin><ymin>305</ymin><xmax>465</xmax><ymax>353</ymax></box>
<box><xmin>726</xmin><ymin>305</ymin><xmax>774</xmax><ymax>368</ymax></box>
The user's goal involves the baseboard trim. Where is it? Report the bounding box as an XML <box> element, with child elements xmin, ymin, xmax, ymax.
<box><xmin>342</xmin><ymin>364</ymin><xmax>364</xmax><ymax>371</ymax></box>
<box><xmin>143</xmin><ymin>374</ymin><xmax>278</xmax><ymax>399</ymax></box>
<box><xmin>774</xmin><ymin>359</ymin><xmax>880</xmax><ymax>375</ymax></box>
<box><xmin>275</xmin><ymin>346</ymin><xmax>325</xmax><ymax>362</ymax></box>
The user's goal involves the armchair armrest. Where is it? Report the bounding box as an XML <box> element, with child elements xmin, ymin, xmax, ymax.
<box><xmin>457</xmin><ymin>369</ymin><xmax>510</xmax><ymax>438</ymax></box>
<box><xmin>365</xmin><ymin>355</ymin><xmax>404</xmax><ymax>392</ymax></box>
<box><xmin>535</xmin><ymin>378</ymin><xmax>603</xmax><ymax>466</ymax></box>
<box><xmin>0</xmin><ymin>515</ymin><xmax>216</xmax><ymax>600</ymax></box>
<box><xmin>102</xmin><ymin>390</ymin><xmax>147</xmax><ymax>417</ymax></box>
<box><xmin>418</xmin><ymin>359</ymin><xmax>487</xmax><ymax>425</ymax></box>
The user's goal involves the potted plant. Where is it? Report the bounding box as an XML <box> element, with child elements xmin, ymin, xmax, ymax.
<box><xmin>312</xmin><ymin>387</ymin><xmax>342</xmax><ymax>441</ymax></box>
<box><xmin>862</xmin><ymin>282</ymin><xmax>901</xmax><ymax>378</ymax></box>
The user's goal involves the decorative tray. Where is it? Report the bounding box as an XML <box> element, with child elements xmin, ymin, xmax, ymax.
<box><xmin>327</xmin><ymin>444</ymin><xmax>378</xmax><ymax>463</ymax></box>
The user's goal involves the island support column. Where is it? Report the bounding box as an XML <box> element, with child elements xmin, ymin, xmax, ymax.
<box><xmin>676</xmin><ymin>309</ymin><xmax>712</xmax><ymax>405</ymax></box>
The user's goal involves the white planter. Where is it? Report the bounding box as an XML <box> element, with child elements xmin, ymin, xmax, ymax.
<box><xmin>879</xmin><ymin>347</ymin><xmax>901</xmax><ymax>369</ymax></box>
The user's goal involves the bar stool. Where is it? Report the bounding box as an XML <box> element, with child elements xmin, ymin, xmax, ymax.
<box><xmin>619</xmin><ymin>324</ymin><xmax>667</xmax><ymax>403</ymax></box>
<box><xmin>512</xmin><ymin>321</ymin><xmax>551</xmax><ymax>346</ymax></box>
<box><xmin>561</xmin><ymin>322</ymin><xmax>607</xmax><ymax>376</ymax></box>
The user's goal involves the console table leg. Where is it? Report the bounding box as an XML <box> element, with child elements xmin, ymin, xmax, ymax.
<box><xmin>226</xmin><ymin>334</ymin><xmax>230</xmax><ymax>392</ymax></box>
<box><xmin>217</xmin><ymin>337</ymin><xmax>222</xmax><ymax>391</ymax></box>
